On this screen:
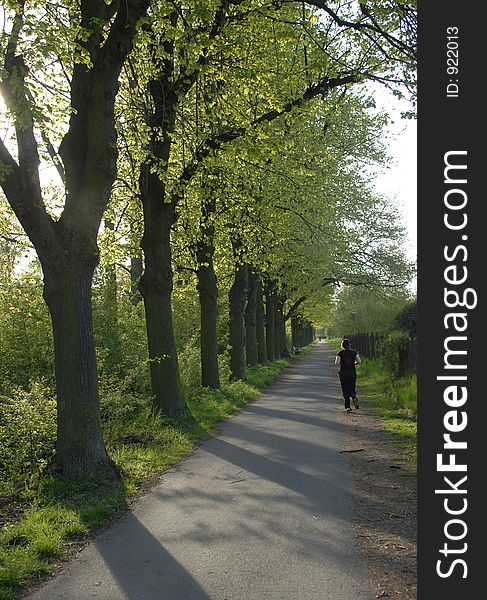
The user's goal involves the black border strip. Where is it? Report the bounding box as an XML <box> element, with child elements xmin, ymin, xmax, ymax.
<box><xmin>418</xmin><ymin>1</ymin><xmax>483</xmax><ymax>597</ymax></box>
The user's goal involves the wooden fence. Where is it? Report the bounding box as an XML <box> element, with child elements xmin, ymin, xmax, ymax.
<box><xmin>347</xmin><ymin>333</ymin><xmax>417</xmax><ymax>375</ymax></box>
<box><xmin>347</xmin><ymin>333</ymin><xmax>383</xmax><ymax>360</ymax></box>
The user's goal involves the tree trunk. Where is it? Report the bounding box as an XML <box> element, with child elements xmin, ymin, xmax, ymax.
<box><xmin>255</xmin><ymin>275</ymin><xmax>268</xmax><ymax>364</ymax></box>
<box><xmin>138</xmin><ymin>73</ymin><xmax>187</xmax><ymax>416</ymax></box>
<box><xmin>245</xmin><ymin>269</ymin><xmax>258</xmax><ymax>368</ymax></box>
<box><xmin>229</xmin><ymin>261</ymin><xmax>249</xmax><ymax>381</ymax></box>
<box><xmin>273</xmin><ymin>290</ymin><xmax>281</xmax><ymax>360</ymax></box>
<box><xmin>291</xmin><ymin>315</ymin><xmax>298</xmax><ymax>350</ymax></box>
<box><xmin>44</xmin><ymin>259</ymin><xmax>112</xmax><ymax>478</ymax></box>
<box><xmin>197</xmin><ymin>235</ymin><xmax>220</xmax><ymax>389</ymax></box>
<box><xmin>0</xmin><ymin>0</ymin><xmax>149</xmax><ymax>478</ymax></box>
<box><xmin>102</xmin><ymin>220</ymin><xmax>121</xmax><ymax>370</ymax></box>
<box><xmin>296</xmin><ymin>316</ymin><xmax>304</xmax><ymax>348</ymax></box>
<box><xmin>264</xmin><ymin>280</ymin><xmax>275</xmax><ymax>362</ymax></box>
<box><xmin>276</xmin><ymin>295</ymin><xmax>290</xmax><ymax>357</ymax></box>
<box><xmin>130</xmin><ymin>255</ymin><xmax>143</xmax><ymax>305</ymax></box>
<box><xmin>139</xmin><ymin>192</ymin><xmax>186</xmax><ymax>416</ymax></box>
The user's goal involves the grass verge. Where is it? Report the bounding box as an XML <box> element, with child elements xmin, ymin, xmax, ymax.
<box><xmin>0</xmin><ymin>355</ymin><xmax>298</xmax><ymax>600</ymax></box>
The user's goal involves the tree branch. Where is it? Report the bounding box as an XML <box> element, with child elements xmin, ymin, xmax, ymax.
<box><xmin>175</xmin><ymin>71</ymin><xmax>361</xmax><ymax>196</ymax></box>
<box><xmin>0</xmin><ymin>138</ymin><xmax>61</xmax><ymax>265</ymax></box>
<box><xmin>303</xmin><ymin>0</ymin><xmax>416</xmax><ymax>61</ymax></box>
<box><xmin>284</xmin><ymin>296</ymin><xmax>307</xmax><ymax>322</ymax></box>
<box><xmin>59</xmin><ymin>0</ymin><xmax>150</xmax><ymax>224</ymax></box>
<box><xmin>0</xmin><ymin>3</ymin><xmax>62</xmax><ymax>264</ymax></box>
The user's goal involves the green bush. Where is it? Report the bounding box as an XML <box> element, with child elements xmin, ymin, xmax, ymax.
<box><xmin>178</xmin><ymin>335</ymin><xmax>202</xmax><ymax>394</ymax></box>
<box><xmin>378</xmin><ymin>330</ymin><xmax>412</xmax><ymax>377</ymax></box>
<box><xmin>0</xmin><ymin>382</ymin><xmax>56</xmax><ymax>491</ymax></box>
<box><xmin>93</xmin><ymin>293</ymin><xmax>150</xmax><ymax>388</ymax></box>
<box><xmin>392</xmin><ymin>300</ymin><xmax>417</xmax><ymax>338</ymax></box>
<box><xmin>0</xmin><ymin>274</ymin><xmax>54</xmax><ymax>392</ymax></box>
<box><xmin>218</xmin><ymin>347</ymin><xmax>233</xmax><ymax>384</ymax></box>
<box><xmin>99</xmin><ymin>379</ymin><xmax>157</xmax><ymax>446</ymax></box>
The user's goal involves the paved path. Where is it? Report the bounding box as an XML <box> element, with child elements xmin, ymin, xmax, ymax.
<box><xmin>28</xmin><ymin>343</ymin><xmax>374</xmax><ymax>600</ymax></box>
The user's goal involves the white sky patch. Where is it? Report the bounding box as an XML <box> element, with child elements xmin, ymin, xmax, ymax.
<box><xmin>369</xmin><ymin>84</ymin><xmax>417</xmax><ymax>265</ymax></box>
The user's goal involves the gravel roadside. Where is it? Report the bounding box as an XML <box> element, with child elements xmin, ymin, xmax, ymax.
<box><xmin>339</xmin><ymin>400</ymin><xmax>417</xmax><ymax>600</ymax></box>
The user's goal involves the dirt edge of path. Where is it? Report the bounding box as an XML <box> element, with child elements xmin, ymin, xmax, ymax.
<box><xmin>338</xmin><ymin>399</ymin><xmax>417</xmax><ymax>600</ymax></box>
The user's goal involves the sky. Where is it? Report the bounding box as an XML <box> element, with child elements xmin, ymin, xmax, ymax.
<box><xmin>369</xmin><ymin>85</ymin><xmax>417</xmax><ymax>264</ymax></box>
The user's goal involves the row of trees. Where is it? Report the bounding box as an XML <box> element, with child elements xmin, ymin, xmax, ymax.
<box><xmin>0</xmin><ymin>0</ymin><xmax>416</xmax><ymax>477</ymax></box>
<box><xmin>325</xmin><ymin>285</ymin><xmax>415</xmax><ymax>338</ymax></box>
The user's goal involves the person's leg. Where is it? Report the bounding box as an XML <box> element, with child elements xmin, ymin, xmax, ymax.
<box><xmin>339</xmin><ymin>372</ymin><xmax>352</xmax><ymax>411</ymax></box>
<box><xmin>350</xmin><ymin>373</ymin><xmax>359</xmax><ymax>408</ymax></box>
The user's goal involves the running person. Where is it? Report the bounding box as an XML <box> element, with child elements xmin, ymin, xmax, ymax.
<box><xmin>335</xmin><ymin>338</ymin><xmax>361</xmax><ymax>412</ymax></box>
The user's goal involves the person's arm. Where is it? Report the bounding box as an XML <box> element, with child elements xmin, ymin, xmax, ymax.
<box><xmin>355</xmin><ymin>353</ymin><xmax>362</xmax><ymax>365</ymax></box>
<box><xmin>334</xmin><ymin>355</ymin><xmax>340</xmax><ymax>366</ymax></box>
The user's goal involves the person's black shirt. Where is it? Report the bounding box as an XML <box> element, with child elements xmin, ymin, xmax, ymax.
<box><xmin>337</xmin><ymin>349</ymin><xmax>358</xmax><ymax>370</ymax></box>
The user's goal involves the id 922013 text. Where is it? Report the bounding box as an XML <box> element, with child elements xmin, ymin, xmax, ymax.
<box><xmin>446</xmin><ymin>27</ymin><xmax>459</xmax><ymax>98</ymax></box>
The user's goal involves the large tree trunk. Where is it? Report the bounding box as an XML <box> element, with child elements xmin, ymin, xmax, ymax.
<box><xmin>44</xmin><ymin>258</ymin><xmax>112</xmax><ymax>478</ymax></box>
<box><xmin>255</xmin><ymin>275</ymin><xmax>268</xmax><ymax>364</ymax></box>
<box><xmin>138</xmin><ymin>68</ymin><xmax>187</xmax><ymax>416</ymax></box>
<box><xmin>136</xmin><ymin>36</ymin><xmax>189</xmax><ymax>416</ymax></box>
<box><xmin>245</xmin><ymin>269</ymin><xmax>258</xmax><ymax>368</ymax></box>
<box><xmin>0</xmin><ymin>0</ymin><xmax>149</xmax><ymax>478</ymax></box>
<box><xmin>139</xmin><ymin>191</ymin><xmax>186</xmax><ymax>416</ymax></box>
<box><xmin>229</xmin><ymin>261</ymin><xmax>249</xmax><ymax>381</ymax></box>
<box><xmin>264</xmin><ymin>280</ymin><xmax>276</xmax><ymax>362</ymax></box>
<box><xmin>197</xmin><ymin>228</ymin><xmax>220</xmax><ymax>389</ymax></box>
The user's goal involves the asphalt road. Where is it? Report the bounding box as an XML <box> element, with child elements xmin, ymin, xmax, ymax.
<box><xmin>27</xmin><ymin>342</ymin><xmax>374</xmax><ymax>600</ymax></box>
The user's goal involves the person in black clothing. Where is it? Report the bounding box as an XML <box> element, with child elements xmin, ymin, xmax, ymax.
<box><xmin>335</xmin><ymin>338</ymin><xmax>361</xmax><ymax>412</ymax></box>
